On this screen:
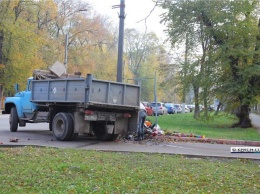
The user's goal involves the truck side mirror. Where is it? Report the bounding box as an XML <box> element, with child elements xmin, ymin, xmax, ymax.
<box><xmin>14</xmin><ymin>83</ymin><xmax>19</xmax><ymax>92</ymax></box>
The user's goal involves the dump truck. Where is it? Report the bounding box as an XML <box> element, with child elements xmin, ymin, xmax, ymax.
<box><xmin>2</xmin><ymin>65</ymin><xmax>140</xmax><ymax>141</ymax></box>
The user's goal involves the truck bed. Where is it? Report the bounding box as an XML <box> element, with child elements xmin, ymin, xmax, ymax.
<box><xmin>31</xmin><ymin>74</ymin><xmax>140</xmax><ymax>109</ymax></box>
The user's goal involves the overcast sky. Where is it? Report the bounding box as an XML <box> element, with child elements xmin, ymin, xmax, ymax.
<box><xmin>87</xmin><ymin>0</ymin><xmax>167</xmax><ymax>40</ymax></box>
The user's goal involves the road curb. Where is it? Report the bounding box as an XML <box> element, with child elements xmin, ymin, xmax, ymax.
<box><xmin>1</xmin><ymin>144</ymin><xmax>260</xmax><ymax>161</ymax></box>
<box><xmin>153</xmin><ymin>136</ymin><xmax>260</xmax><ymax>146</ymax></box>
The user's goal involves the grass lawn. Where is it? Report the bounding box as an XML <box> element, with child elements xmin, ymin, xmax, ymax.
<box><xmin>0</xmin><ymin>147</ymin><xmax>259</xmax><ymax>193</ymax></box>
<box><xmin>147</xmin><ymin>113</ymin><xmax>260</xmax><ymax>141</ymax></box>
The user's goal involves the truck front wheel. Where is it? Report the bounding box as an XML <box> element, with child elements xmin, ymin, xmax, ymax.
<box><xmin>52</xmin><ymin>112</ymin><xmax>73</xmax><ymax>141</ymax></box>
<box><xmin>10</xmin><ymin>107</ymin><xmax>19</xmax><ymax>132</ymax></box>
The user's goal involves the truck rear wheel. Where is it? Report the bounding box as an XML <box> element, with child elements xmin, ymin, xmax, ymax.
<box><xmin>68</xmin><ymin>113</ymin><xmax>78</xmax><ymax>140</ymax></box>
<box><xmin>93</xmin><ymin>122</ymin><xmax>118</xmax><ymax>141</ymax></box>
<box><xmin>52</xmin><ymin>112</ymin><xmax>73</xmax><ymax>141</ymax></box>
<box><xmin>10</xmin><ymin>107</ymin><xmax>19</xmax><ymax>132</ymax></box>
<box><xmin>49</xmin><ymin>110</ymin><xmax>56</xmax><ymax>131</ymax></box>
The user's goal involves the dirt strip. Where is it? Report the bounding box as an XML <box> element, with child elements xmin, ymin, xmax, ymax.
<box><xmin>151</xmin><ymin>136</ymin><xmax>260</xmax><ymax>146</ymax></box>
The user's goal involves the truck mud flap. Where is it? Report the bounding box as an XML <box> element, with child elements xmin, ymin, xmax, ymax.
<box><xmin>92</xmin><ymin>121</ymin><xmax>118</xmax><ymax>141</ymax></box>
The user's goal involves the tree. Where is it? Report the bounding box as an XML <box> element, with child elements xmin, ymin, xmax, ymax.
<box><xmin>0</xmin><ymin>0</ymin><xmax>47</xmax><ymax>94</ymax></box>
<box><xmin>199</xmin><ymin>0</ymin><xmax>260</xmax><ymax>127</ymax></box>
<box><xmin>0</xmin><ymin>0</ymin><xmax>120</xmax><ymax>104</ymax></box>
<box><xmin>0</xmin><ymin>0</ymin><xmax>169</xmax><ymax>108</ymax></box>
<box><xmin>50</xmin><ymin>0</ymin><xmax>120</xmax><ymax>80</ymax></box>
<box><xmin>124</xmin><ymin>28</ymin><xmax>167</xmax><ymax>101</ymax></box>
<box><xmin>159</xmin><ymin>0</ymin><xmax>260</xmax><ymax>127</ymax></box>
<box><xmin>158</xmin><ymin>0</ymin><xmax>217</xmax><ymax>118</ymax></box>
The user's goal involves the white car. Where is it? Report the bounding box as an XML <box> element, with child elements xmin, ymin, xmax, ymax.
<box><xmin>150</xmin><ymin>102</ymin><xmax>168</xmax><ymax>115</ymax></box>
<box><xmin>174</xmin><ymin>104</ymin><xmax>190</xmax><ymax>113</ymax></box>
<box><xmin>173</xmin><ymin>104</ymin><xmax>182</xmax><ymax>113</ymax></box>
<box><xmin>184</xmin><ymin>105</ymin><xmax>192</xmax><ymax>113</ymax></box>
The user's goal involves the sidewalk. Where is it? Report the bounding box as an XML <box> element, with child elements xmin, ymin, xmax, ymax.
<box><xmin>250</xmin><ymin>113</ymin><xmax>260</xmax><ymax>134</ymax></box>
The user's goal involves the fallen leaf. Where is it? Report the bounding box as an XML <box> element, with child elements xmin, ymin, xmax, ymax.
<box><xmin>9</xmin><ymin>138</ymin><xmax>19</xmax><ymax>142</ymax></box>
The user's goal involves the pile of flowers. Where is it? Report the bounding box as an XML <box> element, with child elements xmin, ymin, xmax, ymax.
<box><xmin>165</xmin><ymin>131</ymin><xmax>205</xmax><ymax>138</ymax></box>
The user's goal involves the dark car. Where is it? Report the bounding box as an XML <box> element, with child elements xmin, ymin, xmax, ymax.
<box><xmin>165</xmin><ymin>103</ymin><xmax>176</xmax><ymax>114</ymax></box>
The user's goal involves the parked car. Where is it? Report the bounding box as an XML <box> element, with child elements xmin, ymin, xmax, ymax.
<box><xmin>142</xmin><ymin>102</ymin><xmax>154</xmax><ymax>116</ymax></box>
<box><xmin>202</xmin><ymin>105</ymin><xmax>214</xmax><ymax>111</ymax></box>
<box><xmin>173</xmin><ymin>104</ymin><xmax>182</xmax><ymax>113</ymax></box>
<box><xmin>177</xmin><ymin>104</ymin><xmax>190</xmax><ymax>113</ymax></box>
<box><xmin>183</xmin><ymin>105</ymin><xmax>190</xmax><ymax>113</ymax></box>
<box><xmin>150</xmin><ymin>102</ymin><xmax>168</xmax><ymax>115</ymax></box>
<box><xmin>165</xmin><ymin>103</ymin><xmax>176</xmax><ymax>114</ymax></box>
<box><xmin>186</xmin><ymin>105</ymin><xmax>195</xmax><ymax>112</ymax></box>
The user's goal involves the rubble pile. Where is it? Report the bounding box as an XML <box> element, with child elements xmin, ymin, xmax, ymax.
<box><xmin>122</xmin><ymin>119</ymin><xmax>205</xmax><ymax>142</ymax></box>
<box><xmin>33</xmin><ymin>61</ymin><xmax>83</xmax><ymax>80</ymax></box>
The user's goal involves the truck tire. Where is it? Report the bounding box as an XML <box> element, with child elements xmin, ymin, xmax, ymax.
<box><xmin>49</xmin><ymin>122</ymin><xmax>52</xmax><ymax>131</ymax></box>
<box><xmin>10</xmin><ymin>107</ymin><xmax>19</xmax><ymax>132</ymax></box>
<box><xmin>49</xmin><ymin>110</ymin><xmax>56</xmax><ymax>131</ymax></box>
<box><xmin>52</xmin><ymin>112</ymin><xmax>74</xmax><ymax>141</ymax></box>
<box><xmin>67</xmin><ymin>113</ymin><xmax>78</xmax><ymax>140</ymax></box>
<box><xmin>106</xmin><ymin>133</ymin><xmax>119</xmax><ymax>141</ymax></box>
<box><xmin>93</xmin><ymin>122</ymin><xmax>118</xmax><ymax>141</ymax></box>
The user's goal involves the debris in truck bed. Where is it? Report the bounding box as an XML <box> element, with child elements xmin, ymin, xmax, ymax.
<box><xmin>33</xmin><ymin>69</ymin><xmax>82</xmax><ymax>80</ymax></box>
<box><xmin>48</xmin><ymin>61</ymin><xmax>66</xmax><ymax>77</ymax></box>
<box><xmin>33</xmin><ymin>69</ymin><xmax>59</xmax><ymax>80</ymax></box>
<box><xmin>33</xmin><ymin>61</ymin><xmax>83</xmax><ymax>80</ymax></box>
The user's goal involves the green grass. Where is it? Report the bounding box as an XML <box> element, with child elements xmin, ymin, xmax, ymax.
<box><xmin>0</xmin><ymin>147</ymin><xmax>259</xmax><ymax>194</ymax></box>
<box><xmin>148</xmin><ymin>113</ymin><xmax>260</xmax><ymax>141</ymax></box>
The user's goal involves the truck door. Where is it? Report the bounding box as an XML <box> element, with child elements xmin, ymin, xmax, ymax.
<box><xmin>21</xmin><ymin>79</ymin><xmax>36</xmax><ymax>113</ymax></box>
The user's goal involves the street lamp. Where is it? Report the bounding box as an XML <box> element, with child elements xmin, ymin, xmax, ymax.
<box><xmin>63</xmin><ymin>8</ymin><xmax>88</xmax><ymax>74</ymax></box>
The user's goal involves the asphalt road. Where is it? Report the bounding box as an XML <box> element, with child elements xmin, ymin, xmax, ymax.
<box><xmin>0</xmin><ymin>114</ymin><xmax>259</xmax><ymax>160</ymax></box>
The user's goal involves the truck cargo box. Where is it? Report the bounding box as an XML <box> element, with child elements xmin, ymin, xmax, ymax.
<box><xmin>31</xmin><ymin>74</ymin><xmax>140</xmax><ymax>110</ymax></box>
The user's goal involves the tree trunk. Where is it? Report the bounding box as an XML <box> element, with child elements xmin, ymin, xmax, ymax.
<box><xmin>232</xmin><ymin>105</ymin><xmax>252</xmax><ymax>128</ymax></box>
<box><xmin>202</xmin><ymin>87</ymin><xmax>208</xmax><ymax>117</ymax></box>
<box><xmin>193</xmin><ymin>83</ymin><xmax>200</xmax><ymax>119</ymax></box>
<box><xmin>214</xmin><ymin>101</ymin><xmax>222</xmax><ymax>116</ymax></box>
<box><xmin>254</xmin><ymin>104</ymin><xmax>258</xmax><ymax>112</ymax></box>
<box><xmin>0</xmin><ymin>85</ymin><xmax>3</xmax><ymax>109</ymax></box>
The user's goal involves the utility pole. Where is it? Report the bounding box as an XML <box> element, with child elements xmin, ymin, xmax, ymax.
<box><xmin>182</xmin><ymin>33</ymin><xmax>189</xmax><ymax>113</ymax></box>
<box><xmin>154</xmin><ymin>71</ymin><xmax>158</xmax><ymax>125</ymax></box>
<box><xmin>64</xmin><ymin>34</ymin><xmax>68</xmax><ymax>74</ymax></box>
<box><xmin>115</xmin><ymin>0</ymin><xmax>125</xmax><ymax>82</ymax></box>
